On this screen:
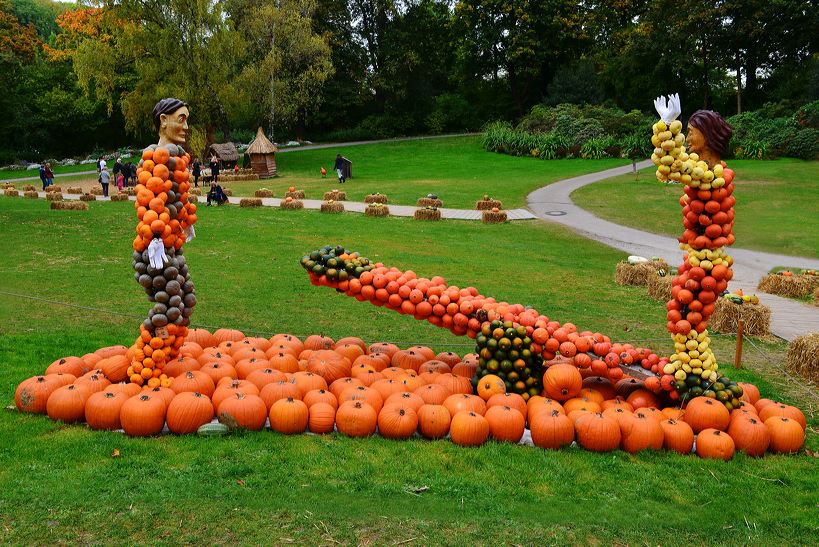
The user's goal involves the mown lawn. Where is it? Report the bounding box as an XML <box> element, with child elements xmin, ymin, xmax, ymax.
<box><xmin>225</xmin><ymin>136</ymin><xmax>628</xmax><ymax>209</ymax></box>
<box><xmin>1</xmin><ymin>191</ymin><xmax>817</xmax><ymax>542</ymax></box>
<box><xmin>571</xmin><ymin>159</ymin><xmax>819</xmax><ymax>259</ymax></box>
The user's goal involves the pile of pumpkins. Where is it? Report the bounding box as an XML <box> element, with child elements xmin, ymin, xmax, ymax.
<box><xmin>300</xmin><ymin>245</ymin><xmax>672</xmax><ymax>398</ymax></box>
<box><xmin>14</xmin><ymin>330</ymin><xmax>805</xmax><ymax>458</ymax></box>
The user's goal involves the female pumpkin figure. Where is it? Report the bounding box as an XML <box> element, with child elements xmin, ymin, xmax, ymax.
<box><xmin>128</xmin><ymin>98</ymin><xmax>199</xmax><ymax>389</ymax></box>
<box><xmin>651</xmin><ymin>95</ymin><xmax>743</xmax><ymax>408</ymax></box>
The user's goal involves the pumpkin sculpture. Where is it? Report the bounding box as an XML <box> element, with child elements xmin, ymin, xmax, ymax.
<box><xmin>128</xmin><ymin>99</ymin><xmax>199</xmax><ymax>391</ymax></box>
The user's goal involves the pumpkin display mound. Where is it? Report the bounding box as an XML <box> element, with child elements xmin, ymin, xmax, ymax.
<box><xmin>50</xmin><ymin>200</ymin><xmax>88</xmax><ymax>211</ymax></box>
<box><xmin>365</xmin><ymin>193</ymin><xmax>388</xmax><ymax>204</ymax></box>
<box><xmin>320</xmin><ymin>200</ymin><xmax>344</xmax><ymax>213</ymax></box>
<box><xmin>16</xmin><ymin>331</ymin><xmax>805</xmax><ymax>458</ymax></box>
<box><xmin>475</xmin><ymin>196</ymin><xmax>502</xmax><ymax>210</ymax></box>
<box><xmin>80</xmin><ymin>193</ymin><xmax>96</xmax><ymax>201</ymax></box>
<box><xmin>254</xmin><ymin>189</ymin><xmax>274</xmax><ymax>198</ymax></box>
<box><xmin>285</xmin><ymin>189</ymin><xmax>305</xmax><ymax>199</ymax></box>
<box><xmin>46</xmin><ymin>192</ymin><xmax>63</xmax><ymax>202</ymax></box>
<box><xmin>239</xmin><ymin>198</ymin><xmax>263</xmax><ymax>207</ymax></box>
<box><xmin>323</xmin><ymin>190</ymin><xmax>346</xmax><ymax>201</ymax></box>
<box><xmin>110</xmin><ymin>193</ymin><xmax>130</xmax><ymax>202</ymax></box>
<box><xmin>481</xmin><ymin>209</ymin><xmax>507</xmax><ymax>223</ymax></box>
<box><xmin>710</xmin><ymin>297</ymin><xmax>771</xmax><ymax>337</ymax></box>
<box><xmin>365</xmin><ymin>203</ymin><xmax>389</xmax><ymax>217</ymax></box>
<box><xmin>417</xmin><ymin>196</ymin><xmax>442</xmax><ymax>208</ymax></box>
<box><xmin>4</xmin><ymin>188</ymin><xmax>19</xmax><ymax>197</ymax></box>
<box><xmin>281</xmin><ymin>197</ymin><xmax>304</xmax><ymax>210</ymax></box>
<box><xmin>24</xmin><ymin>190</ymin><xmax>39</xmax><ymax>199</ymax></box>
<box><xmin>785</xmin><ymin>332</ymin><xmax>819</xmax><ymax>384</ymax></box>
<box><xmin>66</xmin><ymin>187</ymin><xmax>82</xmax><ymax>194</ymax></box>
<box><xmin>414</xmin><ymin>207</ymin><xmax>441</xmax><ymax>221</ymax></box>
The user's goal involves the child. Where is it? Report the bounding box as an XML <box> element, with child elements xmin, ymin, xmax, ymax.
<box><xmin>117</xmin><ymin>172</ymin><xmax>125</xmax><ymax>192</ymax></box>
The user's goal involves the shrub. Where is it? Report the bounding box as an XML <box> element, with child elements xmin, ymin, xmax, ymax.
<box><xmin>786</xmin><ymin>128</ymin><xmax>819</xmax><ymax>160</ymax></box>
<box><xmin>796</xmin><ymin>100</ymin><xmax>819</xmax><ymax>128</ymax></box>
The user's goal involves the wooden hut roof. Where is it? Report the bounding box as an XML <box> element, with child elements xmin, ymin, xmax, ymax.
<box><xmin>207</xmin><ymin>142</ymin><xmax>239</xmax><ymax>162</ymax></box>
<box><xmin>246</xmin><ymin>127</ymin><xmax>278</xmax><ymax>155</ymax></box>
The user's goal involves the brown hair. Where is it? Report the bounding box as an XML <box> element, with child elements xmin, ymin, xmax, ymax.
<box><xmin>687</xmin><ymin>110</ymin><xmax>733</xmax><ymax>157</ymax></box>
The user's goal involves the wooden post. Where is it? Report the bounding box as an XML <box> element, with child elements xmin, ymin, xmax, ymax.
<box><xmin>734</xmin><ymin>319</ymin><xmax>744</xmax><ymax>369</ymax></box>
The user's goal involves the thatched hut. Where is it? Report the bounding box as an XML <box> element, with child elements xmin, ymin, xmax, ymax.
<box><xmin>207</xmin><ymin>143</ymin><xmax>239</xmax><ymax>170</ymax></box>
<box><xmin>246</xmin><ymin>127</ymin><xmax>278</xmax><ymax>177</ymax></box>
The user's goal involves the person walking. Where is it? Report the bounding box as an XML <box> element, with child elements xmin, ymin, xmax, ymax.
<box><xmin>98</xmin><ymin>157</ymin><xmax>107</xmax><ymax>172</ymax></box>
<box><xmin>44</xmin><ymin>163</ymin><xmax>54</xmax><ymax>188</ymax></box>
<box><xmin>117</xmin><ymin>172</ymin><xmax>125</xmax><ymax>192</ymax></box>
<box><xmin>113</xmin><ymin>157</ymin><xmax>122</xmax><ymax>183</ymax></box>
<box><xmin>99</xmin><ymin>166</ymin><xmax>110</xmax><ymax>197</ymax></box>
<box><xmin>192</xmin><ymin>158</ymin><xmax>201</xmax><ymax>187</ymax></box>
<box><xmin>129</xmin><ymin>162</ymin><xmax>137</xmax><ymax>186</ymax></box>
<box><xmin>333</xmin><ymin>154</ymin><xmax>345</xmax><ymax>183</ymax></box>
<box><xmin>39</xmin><ymin>164</ymin><xmax>48</xmax><ymax>191</ymax></box>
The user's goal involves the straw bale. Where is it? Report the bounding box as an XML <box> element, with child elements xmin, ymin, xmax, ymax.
<box><xmin>110</xmin><ymin>193</ymin><xmax>129</xmax><ymax>202</ymax></box>
<box><xmin>66</xmin><ymin>187</ymin><xmax>82</xmax><ymax>194</ymax></box>
<box><xmin>46</xmin><ymin>185</ymin><xmax>61</xmax><ymax>193</ymax></box>
<box><xmin>710</xmin><ymin>298</ymin><xmax>771</xmax><ymax>336</ymax></box>
<box><xmin>417</xmin><ymin>197</ymin><xmax>442</xmax><ymax>207</ymax></box>
<box><xmin>190</xmin><ymin>188</ymin><xmax>202</xmax><ymax>196</ymax></box>
<box><xmin>320</xmin><ymin>200</ymin><xmax>344</xmax><ymax>213</ymax></box>
<box><xmin>365</xmin><ymin>193</ymin><xmax>388</xmax><ymax>204</ymax></box>
<box><xmin>281</xmin><ymin>199</ymin><xmax>304</xmax><ymax>210</ymax></box>
<box><xmin>223</xmin><ymin>188</ymin><xmax>233</xmax><ymax>196</ymax></box>
<box><xmin>285</xmin><ymin>190</ymin><xmax>305</xmax><ymax>199</ymax></box>
<box><xmin>476</xmin><ymin>198</ymin><xmax>502</xmax><ymax>210</ymax></box>
<box><xmin>646</xmin><ymin>274</ymin><xmax>673</xmax><ymax>301</ymax></box>
<box><xmin>22</xmin><ymin>184</ymin><xmax>35</xmax><ymax>191</ymax></box>
<box><xmin>365</xmin><ymin>203</ymin><xmax>389</xmax><ymax>217</ymax></box>
<box><xmin>90</xmin><ymin>186</ymin><xmax>103</xmax><ymax>195</ymax></box>
<box><xmin>757</xmin><ymin>274</ymin><xmax>814</xmax><ymax>298</ymax></box>
<box><xmin>46</xmin><ymin>192</ymin><xmax>63</xmax><ymax>202</ymax></box>
<box><xmin>24</xmin><ymin>191</ymin><xmax>39</xmax><ymax>198</ymax></box>
<box><xmin>239</xmin><ymin>198</ymin><xmax>263</xmax><ymax>207</ymax></box>
<box><xmin>481</xmin><ymin>210</ymin><xmax>507</xmax><ymax>223</ymax></box>
<box><xmin>50</xmin><ymin>200</ymin><xmax>88</xmax><ymax>211</ymax></box>
<box><xmin>4</xmin><ymin>189</ymin><xmax>19</xmax><ymax>197</ymax></box>
<box><xmin>79</xmin><ymin>193</ymin><xmax>96</xmax><ymax>201</ymax></box>
<box><xmin>785</xmin><ymin>333</ymin><xmax>819</xmax><ymax>384</ymax></box>
<box><xmin>615</xmin><ymin>260</ymin><xmax>668</xmax><ymax>286</ymax></box>
<box><xmin>255</xmin><ymin>189</ymin><xmax>273</xmax><ymax>198</ymax></box>
<box><xmin>414</xmin><ymin>207</ymin><xmax>441</xmax><ymax>221</ymax></box>
<box><xmin>323</xmin><ymin>190</ymin><xmax>346</xmax><ymax>201</ymax></box>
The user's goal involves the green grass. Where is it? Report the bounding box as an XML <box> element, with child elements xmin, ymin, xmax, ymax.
<box><xmin>571</xmin><ymin>159</ymin><xmax>819</xmax><ymax>258</ymax></box>
<box><xmin>225</xmin><ymin>136</ymin><xmax>628</xmax><ymax>208</ymax></box>
<box><xmin>1</xmin><ymin>196</ymin><xmax>817</xmax><ymax>543</ymax></box>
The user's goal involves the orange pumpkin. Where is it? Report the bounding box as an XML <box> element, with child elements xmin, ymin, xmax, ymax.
<box><xmin>378</xmin><ymin>404</ymin><xmax>418</xmax><ymax>439</ymax></box>
<box><xmin>695</xmin><ymin>429</ymin><xmax>735</xmax><ymax>460</ymax></box>
<box><xmin>529</xmin><ymin>408</ymin><xmax>574</xmax><ymax>450</ymax></box>
<box><xmin>166</xmin><ymin>391</ymin><xmax>214</xmax><ymax>434</ymax></box>
<box><xmin>476</xmin><ymin>374</ymin><xmax>506</xmax><ymax>400</ymax></box>
<box><xmin>269</xmin><ymin>397</ymin><xmax>309</xmax><ymax>434</ymax></box>
<box><xmin>308</xmin><ymin>402</ymin><xmax>337</xmax><ymax>434</ymax></box>
<box><xmin>85</xmin><ymin>391</ymin><xmax>127</xmax><ymax>430</ymax></box>
<box><xmin>485</xmin><ymin>405</ymin><xmax>525</xmax><ymax>443</ymax></box>
<box><xmin>449</xmin><ymin>410</ymin><xmax>489</xmax><ymax>447</ymax></box>
<box><xmin>335</xmin><ymin>400</ymin><xmax>377</xmax><ymax>437</ymax></box>
<box><xmin>542</xmin><ymin>364</ymin><xmax>582</xmax><ymax>401</ymax></box>
<box><xmin>574</xmin><ymin>412</ymin><xmax>621</xmax><ymax>452</ymax></box>
<box><xmin>417</xmin><ymin>404</ymin><xmax>451</xmax><ymax>439</ymax></box>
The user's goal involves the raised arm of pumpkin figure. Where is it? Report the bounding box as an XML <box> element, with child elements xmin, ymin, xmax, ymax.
<box><xmin>651</xmin><ymin>93</ymin><xmax>688</xmax><ymax>184</ymax></box>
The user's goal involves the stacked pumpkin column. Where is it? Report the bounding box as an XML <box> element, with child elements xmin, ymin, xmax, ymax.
<box><xmin>650</xmin><ymin>120</ymin><xmax>743</xmax><ymax>408</ymax></box>
<box><xmin>129</xmin><ymin>144</ymin><xmax>199</xmax><ymax>388</ymax></box>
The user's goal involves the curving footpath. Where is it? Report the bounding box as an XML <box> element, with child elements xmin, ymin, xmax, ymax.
<box><xmin>527</xmin><ymin>161</ymin><xmax>819</xmax><ymax>341</ymax></box>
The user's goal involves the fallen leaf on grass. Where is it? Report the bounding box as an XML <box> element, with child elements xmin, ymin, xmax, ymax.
<box><xmin>111</xmin><ymin>449</ymin><xmax>120</xmax><ymax>458</ymax></box>
<box><xmin>236</xmin><ymin>479</ymin><xmax>245</xmax><ymax>486</ymax></box>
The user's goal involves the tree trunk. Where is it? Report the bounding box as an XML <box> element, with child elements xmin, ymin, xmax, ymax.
<box><xmin>735</xmin><ymin>62</ymin><xmax>742</xmax><ymax>115</ymax></box>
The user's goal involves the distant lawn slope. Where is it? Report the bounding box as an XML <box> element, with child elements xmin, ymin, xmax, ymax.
<box><xmin>571</xmin><ymin>159</ymin><xmax>819</xmax><ymax>258</ymax></box>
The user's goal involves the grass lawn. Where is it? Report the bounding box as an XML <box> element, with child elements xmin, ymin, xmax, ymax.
<box><xmin>571</xmin><ymin>159</ymin><xmax>819</xmax><ymax>259</ymax></box>
<box><xmin>1</xmin><ymin>197</ymin><xmax>817</xmax><ymax>543</ymax></box>
<box><xmin>226</xmin><ymin>136</ymin><xmax>628</xmax><ymax>209</ymax></box>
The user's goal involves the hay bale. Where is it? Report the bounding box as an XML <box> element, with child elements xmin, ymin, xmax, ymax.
<box><xmin>22</xmin><ymin>184</ymin><xmax>35</xmax><ymax>191</ymax></box>
<box><xmin>323</xmin><ymin>190</ymin><xmax>346</xmax><ymax>201</ymax></box>
<box><xmin>46</xmin><ymin>185</ymin><xmax>61</xmax><ymax>193</ymax></box>
<box><xmin>46</xmin><ymin>192</ymin><xmax>63</xmax><ymax>202</ymax></box>
<box><xmin>615</xmin><ymin>260</ymin><xmax>669</xmax><ymax>286</ymax></box>
<box><xmin>190</xmin><ymin>188</ymin><xmax>202</xmax><ymax>196</ymax></box>
<box><xmin>365</xmin><ymin>203</ymin><xmax>389</xmax><ymax>217</ymax></box>
<box><xmin>414</xmin><ymin>207</ymin><xmax>441</xmax><ymax>221</ymax></box>
<box><xmin>239</xmin><ymin>198</ymin><xmax>263</xmax><ymax>207</ymax></box>
<box><xmin>757</xmin><ymin>273</ymin><xmax>814</xmax><ymax>298</ymax></box>
<box><xmin>125</xmin><ymin>187</ymin><xmax>136</xmax><ymax>196</ymax></box>
<box><xmin>24</xmin><ymin>190</ymin><xmax>39</xmax><ymax>198</ymax></box>
<box><xmin>79</xmin><ymin>193</ymin><xmax>96</xmax><ymax>201</ymax></box>
<box><xmin>188</xmin><ymin>195</ymin><xmax>198</xmax><ymax>204</ymax></box>
<box><xmin>786</xmin><ymin>333</ymin><xmax>819</xmax><ymax>384</ymax></box>
<box><xmin>66</xmin><ymin>187</ymin><xmax>82</xmax><ymax>194</ymax></box>
<box><xmin>476</xmin><ymin>198</ymin><xmax>502</xmax><ymax>210</ymax></box>
<box><xmin>110</xmin><ymin>193</ymin><xmax>129</xmax><ymax>202</ymax></box>
<box><xmin>223</xmin><ymin>188</ymin><xmax>233</xmax><ymax>196</ymax></box>
<box><xmin>814</xmin><ymin>286</ymin><xmax>819</xmax><ymax>306</ymax></box>
<box><xmin>320</xmin><ymin>200</ymin><xmax>344</xmax><ymax>213</ymax></box>
<box><xmin>255</xmin><ymin>189</ymin><xmax>273</xmax><ymax>198</ymax></box>
<box><xmin>365</xmin><ymin>193</ymin><xmax>388</xmax><ymax>204</ymax></box>
<box><xmin>285</xmin><ymin>190</ymin><xmax>305</xmax><ymax>199</ymax></box>
<box><xmin>710</xmin><ymin>298</ymin><xmax>771</xmax><ymax>336</ymax></box>
<box><xmin>647</xmin><ymin>274</ymin><xmax>673</xmax><ymax>301</ymax></box>
<box><xmin>417</xmin><ymin>197</ymin><xmax>442</xmax><ymax>207</ymax></box>
<box><xmin>1</xmin><ymin>183</ymin><xmax>14</xmax><ymax>189</ymax></box>
<box><xmin>90</xmin><ymin>186</ymin><xmax>103</xmax><ymax>195</ymax></box>
<box><xmin>481</xmin><ymin>209</ymin><xmax>507</xmax><ymax>223</ymax></box>
<box><xmin>50</xmin><ymin>200</ymin><xmax>88</xmax><ymax>211</ymax></box>
<box><xmin>281</xmin><ymin>198</ymin><xmax>304</xmax><ymax>210</ymax></box>
<box><xmin>4</xmin><ymin>188</ymin><xmax>19</xmax><ymax>197</ymax></box>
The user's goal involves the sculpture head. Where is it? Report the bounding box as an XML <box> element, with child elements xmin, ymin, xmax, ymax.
<box><xmin>153</xmin><ymin>98</ymin><xmax>189</xmax><ymax>146</ymax></box>
<box><xmin>687</xmin><ymin>110</ymin><xmax>732</xmax><ymax>164</ymax></box>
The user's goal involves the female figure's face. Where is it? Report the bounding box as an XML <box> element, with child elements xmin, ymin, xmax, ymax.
<box><xmin>160</xmin><ymin>106</ymin><xmax>189</xmax><ymax>145</ymax></box>
<box><xmin>687</xmin><ymin>125</ymin><xmax>706</xmax><ymax>154</ymax></box>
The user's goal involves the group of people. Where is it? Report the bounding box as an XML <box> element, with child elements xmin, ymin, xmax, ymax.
<box><xmin>38</xmin><ymin>163</ymin><xmax>54</xmax><ymax>190</ymax></box>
